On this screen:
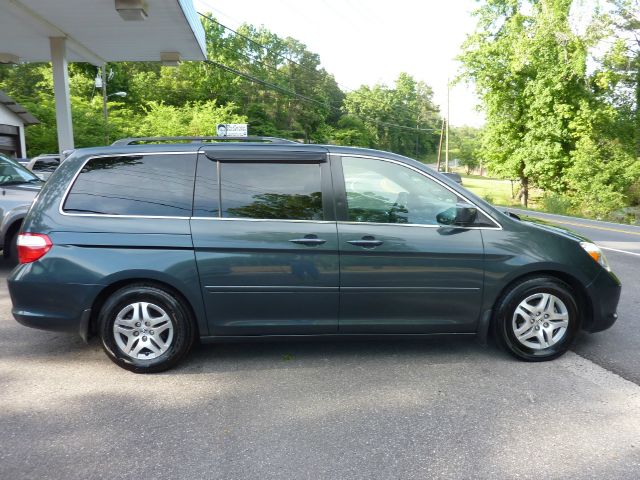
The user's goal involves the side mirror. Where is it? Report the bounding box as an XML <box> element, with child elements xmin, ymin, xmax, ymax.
<box><xmin>436</xmin><ymin>202</ymin><xmax>478</xmax><ymax>227</ymax></box>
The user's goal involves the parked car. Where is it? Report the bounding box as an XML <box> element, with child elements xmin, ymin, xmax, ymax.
<box><xmin>0</xmin><ymin>154</ymin><xmax>43</xmax><ymax>262</ymax></box>
<box><xmin>26</xmin><ymin>153</ymin><xmax>61</xmax><ymax>180</ymax></box>
<box><xmin>8</xmin><ymin>137</ymin><xmax>621</xmax><ymax>373</ymax></box>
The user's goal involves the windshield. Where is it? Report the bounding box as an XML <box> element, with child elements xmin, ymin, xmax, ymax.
<box><xmin>0</xmin><ymin>155</ymin><xmax>42</xmax><ymax>185</ymax></box>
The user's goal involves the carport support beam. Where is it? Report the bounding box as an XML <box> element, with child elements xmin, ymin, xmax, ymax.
<box><xmin>49</xmin><ymin>37</ymin><xmax>74</xmax><ymax>153</ymax></box>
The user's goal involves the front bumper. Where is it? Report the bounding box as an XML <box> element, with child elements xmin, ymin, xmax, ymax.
<box><xmin>584</xmin><ymin>268</ymin><xmax>621</xmax><ymax>333</ymax></box>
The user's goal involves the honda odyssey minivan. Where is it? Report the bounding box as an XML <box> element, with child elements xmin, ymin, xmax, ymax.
<box><xmin>8</xmin><ymin>137</ymin><xmax>621</xmax><ymax>372</ymax></box>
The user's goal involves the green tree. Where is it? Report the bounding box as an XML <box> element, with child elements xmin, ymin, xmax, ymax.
<box><xmin>459</xmin><ymin>0</ymin><xmax>639</xmax><ymax>213</ymax></box>
<box><xmin>0</xmin><ymin>13</ymin><xmax>440</xmax><ymax>162</ymax></box>
<box><xmin>331</xmin><ymin>115</ymin><xmax>375</xmax><ymax>147</ymax></box>
<box><xmin>343</xmin><ymin>73</ymin><xmax>440</xmax><ymax>158</ymax></box>
<box><xmin>133</xmin><ymin>101</ymin><xmax>246</xmax><ymax>137</ymax></box>
<box><xmin>452</xmin><ymin>126</ymin><xmax>481</xmax><ymax>174</ymax></box>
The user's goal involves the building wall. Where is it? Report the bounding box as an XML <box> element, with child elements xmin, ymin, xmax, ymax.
<box><xmin>0</xmin><ymin>104</ymin><xmax>26</xmax><ymax>157</ymax></box>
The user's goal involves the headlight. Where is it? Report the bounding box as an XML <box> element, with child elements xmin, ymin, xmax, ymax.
<box><xmin>580</xmin><ymin>242</ymin><xmax>610</xmax><ymax>271</ymax></box>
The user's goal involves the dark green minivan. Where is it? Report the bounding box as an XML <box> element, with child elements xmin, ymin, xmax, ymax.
<box><xmin>8</xmin><ymin>137</ymin><xmax>621</xmax><ymax>372</ymax></box>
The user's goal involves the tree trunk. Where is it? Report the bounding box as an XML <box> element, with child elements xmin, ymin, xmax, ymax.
<box><xmin>520</xmin><ymin>177</ymin><xmax>529</xmax><ymax>208</ymax></box>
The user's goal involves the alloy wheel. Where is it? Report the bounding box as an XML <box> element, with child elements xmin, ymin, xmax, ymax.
<box><xmin>511</xmin><ymin>293</ymin><xmax>569</xmax><ymax>350</ymax></box>
<box><xmin>113</xmin><ymin>302</ymin><xmax>174</xmax><ymax>360</ymax></box>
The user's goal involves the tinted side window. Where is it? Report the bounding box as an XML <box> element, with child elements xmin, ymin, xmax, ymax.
<box><xmin>220</xmin><ymin>163</ymin><xmax>323</xmax><ymax>220</ymax></box>
<box><xmin>63</xmin><ymin>154</ymin><xmax>196</xmax><ymax>216</ymax></box>
<box><xmin>193</xmin><ymin>154</ymin><xmax>219</xmax><ymax>217</ymax></box>
<box><xmin>342</xmin><ymin>156</ymin><xmax>459</xmax><ymax>225</ymax></box>
<box><xmin>33</xmin><ymin>158</ymin><xmax>60</xmax><ymax>172</ymax></box>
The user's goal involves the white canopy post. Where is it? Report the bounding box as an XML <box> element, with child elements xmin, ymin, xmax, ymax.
<box><xmin>49</xmin><ymin>36</ymin><xmax>74</xmax><ymax>152</ymax></box>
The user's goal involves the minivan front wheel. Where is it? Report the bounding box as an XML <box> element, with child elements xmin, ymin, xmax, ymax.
<box><xmin>493</xmin><ymin>277</ymin><xmax>580</xmax><ymax>361</ymax></box>
<box><xmin>98</xmin><ymin>284</ymin><xmax>195</xmax><ymax>373</ymax></box>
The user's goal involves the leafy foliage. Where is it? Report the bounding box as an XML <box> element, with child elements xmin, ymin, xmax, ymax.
<box><xmin>2</xmin><ymin>4</ymin><xmax>639</xmax><ymax>219</ymax></box>
<box><xmin>342</xmin><ymin>73</ymin><xmax>441</xmax><ymax>157</ymax></box>
<box><xmin>459</xmin><ymin>0</ymin><xmax>640</xmax><ymax>216</ymax></box>
<box><xmin>0</xmin><ymin>13</ymin><xmax>438</xmax><ymax>161</ymax></box>
<box><xmin>451</xmin><ymin>126</ymin><xmax>481</xmax><ymax>174</ymax></box>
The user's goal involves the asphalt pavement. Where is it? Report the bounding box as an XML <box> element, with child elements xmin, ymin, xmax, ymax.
<box><xmin>2</xmin><ymin>212</ymin><xmax>640</xmax><ymax>479</ymax></box>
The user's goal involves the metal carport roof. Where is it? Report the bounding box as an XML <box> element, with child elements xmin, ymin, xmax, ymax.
<box><xmin>0</xmin><ymin>0</ymin><xmax>207</xmax><ymax>153</ymax></box>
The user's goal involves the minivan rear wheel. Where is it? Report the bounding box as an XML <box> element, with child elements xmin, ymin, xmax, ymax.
<box><xmin>493</xmin><ymin>276</ymin><xmax>580</xmax><ymax>361</ymax></box>
<box><xmin>98</xmin><ymin>284</ymin><xmax>195</xmax><ymax>373</ymax></box>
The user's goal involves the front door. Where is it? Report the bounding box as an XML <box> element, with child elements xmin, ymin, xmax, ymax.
<box><xmin>334</xmin><ymin>155</ymin><xmax>488</xmax><ymax>333</ymax></box>
<box><xmin>190</xmin><ymin>147</ymin><xmax>339</xmax><ymax>336</ymax></box>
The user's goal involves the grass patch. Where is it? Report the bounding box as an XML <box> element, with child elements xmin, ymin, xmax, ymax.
<box><xmin>458</xmin><ymin>172</ymin><xmax>542</xmax><ymax>208</ymax></box>
<box><xmin>452</xmin><ymin>171</ymin><xmax>637</xmax><ymax>225</ymax></box>
<box><xmin>460</xmin><ymin>175</ymin><xmax>519</xmax><ymax>206</ymax></box>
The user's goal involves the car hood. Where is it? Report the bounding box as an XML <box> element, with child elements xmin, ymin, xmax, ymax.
<box><xmin>511</xmin><ymin>212</ymin><xmax>592</xmax><ymax>243</ymax></box>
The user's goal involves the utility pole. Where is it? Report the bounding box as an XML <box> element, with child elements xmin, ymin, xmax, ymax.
<box><xmin>436</xmin><ymin>117</ymin><xmax>445</xmax><ymax>172</ymax></box>
<box><xmin>445</xmin><ymin>77</ymin><xmax>450</xmax><ymax>173</ymax></box>
<box><xmin>101</xmin><ymin>65</ymin><xmax>108</xmax><ymax>145</ymax></box>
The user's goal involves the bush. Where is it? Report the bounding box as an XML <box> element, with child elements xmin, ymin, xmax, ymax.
<box><xmin>626</xmin><ymin>179</ymin><xmax>640</xmax><ymax>207</ymax></box>
<box><xmin>134</xmin><ymin>101</ymin><xmax>246</xmax><ymax>137</ymax></box>
<box><xmin>541</xmin><ymin>193</ymin><xmax>572</xmax><ymax>215</ymax></box>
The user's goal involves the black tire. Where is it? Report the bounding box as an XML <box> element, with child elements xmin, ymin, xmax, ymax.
<box><xmin>9</xmin><ymin>232</ymin><xmax>18</xmax><ymax>262</ymax></box>
<box><xmin>493</xmin><ymin>276</ymin><xmax>580</xmax><ymax>361</ymax></box>
<box><xmin>98</xmin><ymin>284</ymin><xmax>195</xmax><ymax>373</ymax></box>
<box><xmin>6</xmin><ymin>230</ymin><xmax>19</xmax><ymax>265</ymax></box>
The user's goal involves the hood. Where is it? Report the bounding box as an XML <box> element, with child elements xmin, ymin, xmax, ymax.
<box><xmin>508</xmin><ymin>211</ymin><xmax>592</xmax><ymax>243</ymax></box>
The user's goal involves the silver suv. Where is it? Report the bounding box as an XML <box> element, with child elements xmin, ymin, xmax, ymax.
<box><xmin>0</xmin><ymin>154</ymin><xmax>43</xmax><ymax>261</ymax></box>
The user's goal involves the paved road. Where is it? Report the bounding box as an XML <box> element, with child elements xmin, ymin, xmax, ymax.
<box><xmin>2</xmin><ymin>249</ymin><xmax>640</xmax><ymax>479</ymax></box>
<box><xmin>507</xmin><ymin>208</ymin><xmax>640</xmax><ymax>384</ymax></box>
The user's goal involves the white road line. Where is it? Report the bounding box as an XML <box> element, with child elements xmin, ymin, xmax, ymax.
<box><xmin>599</xmin><ymin>246</ymin><xmax>640</xmax><ymax>258</ymax></box>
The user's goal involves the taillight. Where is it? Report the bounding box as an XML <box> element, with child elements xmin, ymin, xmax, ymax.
<box><xmin>17</xmin><ymin>233</ymin><xmax>52</xmax><ymax>264</ymax></box>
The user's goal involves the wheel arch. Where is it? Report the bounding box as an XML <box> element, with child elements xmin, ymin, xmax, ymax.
<box><xmin>482</xmin><ymin>269</ymin><xmax>593</xmax><ymax>341</ymax></box>
<box><xmin>88</xmin><ymin>277</ymin><xmax>203</xmax><ymax>340</ymax></box>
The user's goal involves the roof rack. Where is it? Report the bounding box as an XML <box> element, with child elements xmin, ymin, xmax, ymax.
<box><xmin>111</xmin><ymin>136</ymin><xmax>298</xmax><ymax>146</ymax></box>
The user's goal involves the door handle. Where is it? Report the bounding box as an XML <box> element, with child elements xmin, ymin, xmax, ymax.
<box><xmin>347</xmin><ymin>236</ymin><xmax>383</xmax><ymax>248</ymax></box>
<box><xmin>289</xmin><ymin>234</ymin><xmax>327</xmax><ymax>246</ymax></box>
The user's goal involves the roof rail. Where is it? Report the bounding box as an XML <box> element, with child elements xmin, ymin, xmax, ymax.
<box><xmin>111</xmin><ymin>136</ymin><xmax>298</xmax><ymax>146</ymax></box>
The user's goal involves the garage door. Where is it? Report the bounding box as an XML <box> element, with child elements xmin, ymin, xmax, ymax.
<box><xmin>0</xmin><ymin>124</ymin><xmax>20</xmax><ymax>157</ymax></box>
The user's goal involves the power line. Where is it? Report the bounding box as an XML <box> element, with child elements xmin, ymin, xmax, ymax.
<box><xmin>198</xmin><ymin>12</ymin><xmax>315</xmax><ymax>74</ymax></box>
<box><xmin>197</xmin><ymin>10</ymin><xmax>440</xmax><ymax>133</ymax></box>
<box><xmin>214</xmin><ymin>37</ymin><xmax>293</xmax><ymax>83</ymax></box>
<box><xmin>204</xmin><ymin>58</ymin><xmax>440</xmax><ymax>132</ymax></box>
<box><xmin>198</xmin><ymin>10</ymin><xmax>358</xmax><ymax>94</ymax></box>
<box><xmin>203</xmin><ymin>59</ymin><xmax>328</xmax><ymax>108</ymax></box>
<box><xmin>197</xmin><ymin>7</ymin><xmax>442</xmax><ymax>112</ymax></box>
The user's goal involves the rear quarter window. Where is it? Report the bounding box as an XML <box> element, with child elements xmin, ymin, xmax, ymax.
<box><xmin>63</xmin><ymin>153</ymin><xmax>196</xmax><ymax>216</ymax></box>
